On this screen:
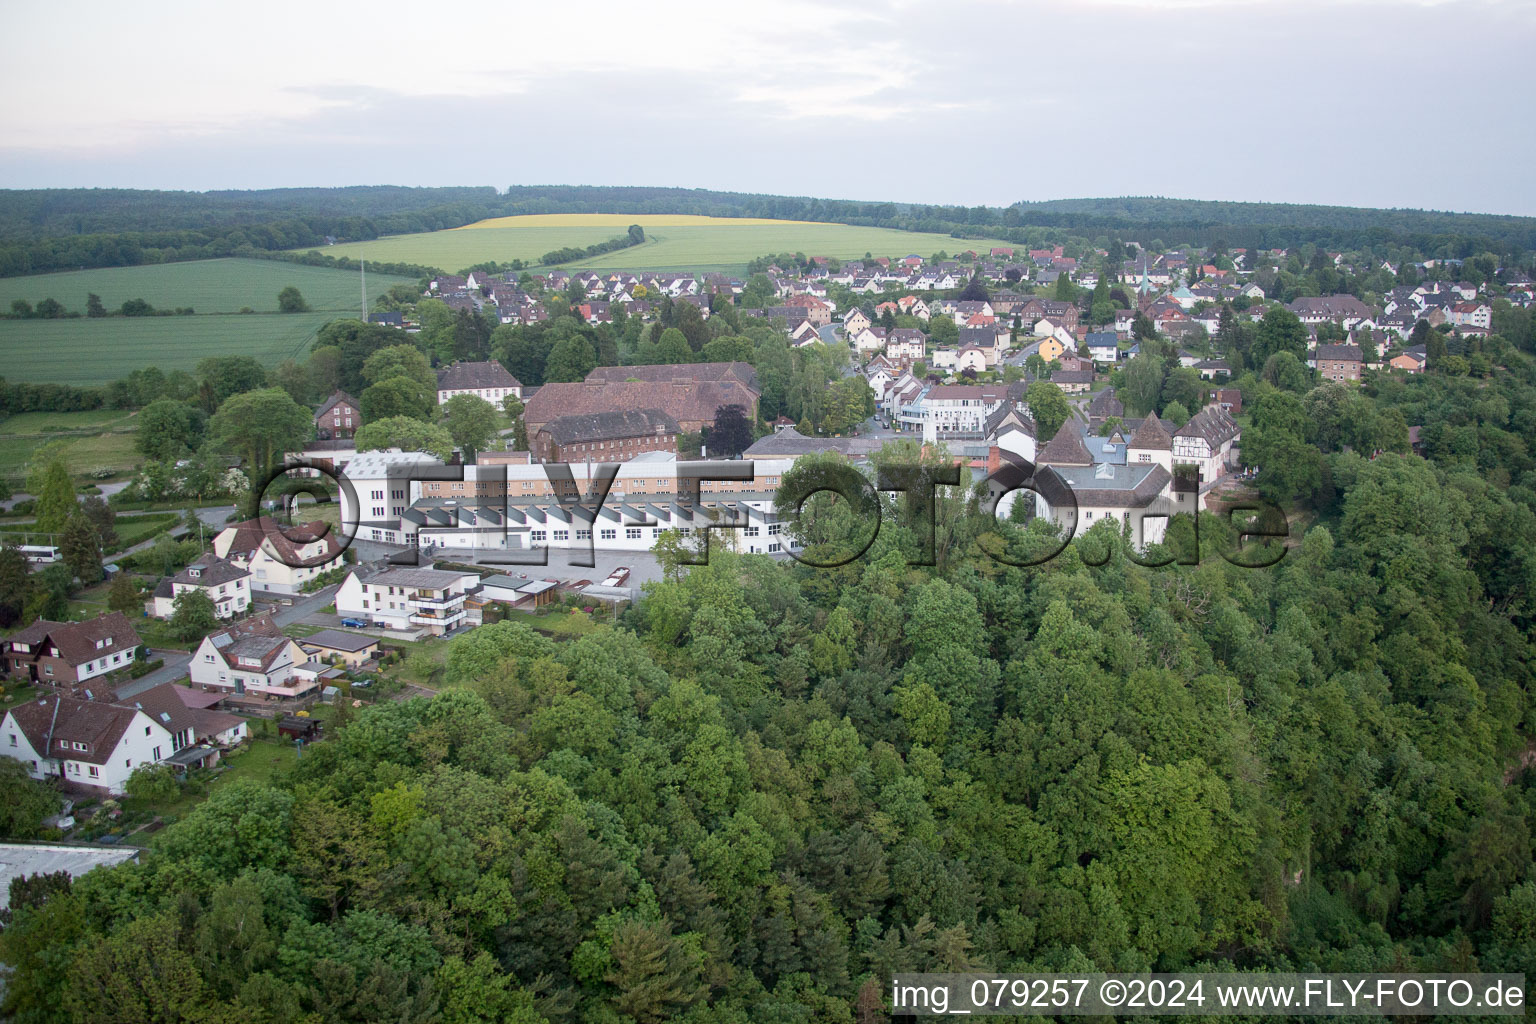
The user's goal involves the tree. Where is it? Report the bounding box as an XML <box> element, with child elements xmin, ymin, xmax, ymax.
<box><xmin>196</xmin><ymin>355</ymin><xmax>270</xmax><ymax>413</ymax></box>
<box><xmin>543</xmin><ymin>335</ymin><xmax>597</xmax><ymax>383</ymax></box>
<box><xmin>1026</xmin><ymin>380</ymin><xmax>1071</xmax><ymax>441</ymax></box>
<box><xmin>441</xmin><ymin>395</ymin><xmax>503</xmax><ymax>461</ymax></box>
<box><xmin>1253</xmin><ymin>306</ymin><xmax>1308</xmax><ymax>367</ymax></box>
<box><xmin>502</xmin><ymin>394</ymin><xmax>528</xmax><ymax>451</ymax></box>
<box><xmin>361</xmin><ymin>345</ymin><xmax>435</xmax><ymax>390</ymax></box>
<box><xmin>85</xmin><ymin>292</ymin><xmax>106</xmax><ymax>318</ymax></box>
<box><xmin>30</xmin><ymin>457</ymin><xmax>76</xmax><ymax>534</ymax></box>
<box><xmin>125</xmin><ymin>763</ymin><xmax>180</xmax><ymax>804</ymax></box>
<box><xmin>360</xmin><ymin>376</ymin><xmax>434</xmax><ymax>423</ymax></box>
<box><xmin>81</xmin><ymin>496</ymin><xmax>117</xmax><ymax>551</ymax></box>
<box><xmin>0</xmin><ymin>544</ymin><xmax>29</xmax><ymax>626</ymax></box>
<box><xmin>354</xmin><ymin>417</ymin><xmax>454</xmax><ymax>460</ymax></box>
<box><xmin>170</xmin><ymin>589</ymin><xmax>219</xmax><ymax>641</ymax></box>
<box><xmin>957</xmin><ymin>276</ymin><xmax>989</xmax><ymax>302</ymax></box>
<box><xmin>1161</xmin><ymin>400</ymin><xmax>1191</xmax><ymax>426</ymax></box>
<box><xmin>59</xmin><ymin>510</ymin><xmax>103</xmax><ymax>584</ymax></box>
<box><xmin>1121</xmin><ymin>355</ymin><xmax>1166</xmax><ymax>416</ymax></box>
<box><xmin>136</xmin><ymin>399</ymin><xmax>204</xmax><ymax>461</ymax></box>
<box><xmin>107</xmin><ymin>572</ymin><xmax>140</xmax><ymax>614</ymax></box>
<box><xmin>277</xmin><ymin>286</ymin><xmax>309</xmax><ymax>313</ymax></box>
<box><xmin>0</xmin><ymin>759</ymin><xmax>56</xmax><ymax>839</ymax></box>
<box><xmin>928</xmin><ymin>316</ymin><xmax>959</xmax><ymax>345</ymax></box>
<box><xmin>709</xmin><ymin>404</ymin><xmax>753</xmax><ymax>457</ymax></box>
<box><xmin>208</xmin><ymin>388</ymin><xmax>314</xmax><ymax>495</ymax></box>
<box><xmin>627</xmin><ymin>224</ymin><xmax>645</xmax><ymax>245</ymax></box>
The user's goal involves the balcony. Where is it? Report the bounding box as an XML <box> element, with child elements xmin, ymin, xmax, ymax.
<box><xmin>407</xmin><ymin>592</ymin><xmax>463</xmax><ymax>610</ymax></box>
<box><xmin>410</xmin><ymin>609</ymin><xmax>465</xmax><ymax>629</ymax></box>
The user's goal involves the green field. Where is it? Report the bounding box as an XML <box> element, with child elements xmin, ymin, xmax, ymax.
<box><xmin>0</xmin><ymin>258</ymin><xmax>416</xmax><ymax>385</ymax></box>
<box><xmin>312</xmin><ymin>215</ymin><xmax>1015</xmax><ymax>274</ymax></box>
<box><xmin>1</xmin><ymin>310</ymin><xmax>343</xmax><ymax>384</ymax></box>
<box><xmin>0</xmin><ymin>408</ymin><xmax>140</xmax><ymax>483</ymax></box>
<box><xmin>0</xmin><ymin>257</ymin><xmax>412</xmax><ymax>315</ymax></box>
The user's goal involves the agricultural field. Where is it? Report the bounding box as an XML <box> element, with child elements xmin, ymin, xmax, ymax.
<box><xmin>0</xmin><ymin>257</ymin><xmax>413</xmax><ymax>315</ymax></box>
<box><xmin>311</xmin><ymin>214</ymin><xmax>1017</xmax><ymax>274</ymax></box>
<box><xmin>0</xmin><ymin>258</ymin><xmax>416</xmax><ymax>385</ymax></box>
<box><xmin>0</xmin><ymin>408</ymin><xmax>140</xmax><ymax>484</ymax></box>
<box><xmin>2</xmin><ymin>310</ymin><xmax>335</xmax><ymax>384</ymax></box>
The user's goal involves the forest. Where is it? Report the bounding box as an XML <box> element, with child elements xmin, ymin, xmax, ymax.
<box><xmin>2</xmin><ymin>350</ymin><xmax>1534</xmax><ymax>1022</ymax></box>
<box><xmin>3</xmin><ymin>184</ymin><xmax>1533</xmax><ymax>279</ymax></box>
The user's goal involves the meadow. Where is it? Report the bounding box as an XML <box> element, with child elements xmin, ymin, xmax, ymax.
<box><xmin>0</xmin><ymin>257</ymin><xmax>410</xmax><ymax>315</ymax></box>
<box><xmin>311</xmin><ymin>214</ymin><xmax>1017</xmax><ymax>274</ymax></box>
<box><xmin>0</xmin><ymin>408</ymin><xmax>140</xmax><ymax>484</ymax></box>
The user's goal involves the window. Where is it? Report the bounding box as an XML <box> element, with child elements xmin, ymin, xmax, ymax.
<box><xmin>576</xmin><ymin>529</ymin><xmax>592</xmax><ymax>541</ymax></box>
<box><xmin>7</xmin><ymin>734</ymin><xmax>13</xmax><ymax>747</ymax></box>
<box><xmin>531</xmin><ymin>530</ymin><xmax>547</xmax><ymax>542</ymax></box>
<box><xmin>153</xmin><ymin>746</ymin><xmax>162</xmax><ymax>760</ymax></box>
<box><xmin>554</xmin><ymin>530</ymin><xmax>569</xmax><ymax>541</ymax></box>
<box><xmin>600</xmin><ymin>528</ymin><xmax>616</xmax><ymax>540</ymax></box>
<box><xmin>626</xmin><ymin>528</ymin><xmax>641</xmax><ymax>540</ymax></box>
<box><xmin>88</xmin><ymin>766</ymin><xmax>99</xmax><ymax>778</ymax></box>
<box><xmin>745</xmin><ymin>526</ymin><xmax>760</xmax><ymax>536</ymax></box>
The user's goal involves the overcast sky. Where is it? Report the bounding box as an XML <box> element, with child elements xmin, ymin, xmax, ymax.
<box><xmin>2</xmin><ymin>0</ymin><xmax>1532</xmax><ymax>215</ymax></box>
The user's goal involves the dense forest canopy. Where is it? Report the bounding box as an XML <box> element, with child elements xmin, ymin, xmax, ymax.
<box><xmin>1</xmin><ymin>184</ymin><xmax>1532</xmax><ymax>279</ymax></box>
<box><xmin>2</xmin><ymin>355</ymin><xmax>1535</xmax><ymax>1022</ymax></box>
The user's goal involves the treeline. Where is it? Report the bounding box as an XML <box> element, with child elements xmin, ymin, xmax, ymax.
<box><xmin>5</xmin><ymin>184</ymin><xmax>1530</xmax><ymax>282</ymax></box>
<box><xmin>5</xmin><ymin>295</ymin><xmax>193</xmax><ymax>319</ymax></box>
<box><xmin>539</xmin><ymin>225</ymin><xmax>645</xmax><ymax>266</ymax></box>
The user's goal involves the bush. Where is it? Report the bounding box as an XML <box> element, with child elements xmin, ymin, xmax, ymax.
<box><xmin>127</xmin><ymin>658</ymin><xmax>164</xmax><ymax>679</ymax></box>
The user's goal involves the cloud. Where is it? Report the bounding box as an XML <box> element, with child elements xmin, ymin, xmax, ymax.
<box><xmin>0</xmin><ymin>0</ymin><xmax>1532</xmax><ymax>215</ymax></box>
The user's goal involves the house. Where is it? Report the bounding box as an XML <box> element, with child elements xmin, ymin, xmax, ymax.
<box><xmin>885</xmin><ymin>329</ymin><xmax>926</xmax><ymax>364</ymax></box>
<box><xmin>1172</xmin><ymin>405</ymin><xmax>1241</xmax><ymax>484</ymax></box>
<box><xmin>1037</xmin><ymin>334</ymin><xmax>1069</xmax><ymax>364</ymax></box>
<box><xmin>189</xmin><ymin>613</ymin><xmax>313</xmax><ymax>698</ymax></box>
<box><xmin>436</xmin><ymin>361</ymin><xmax>523</xmax><ymax>406</ymax></box>
<box><xmin>848</xmin><ymin>326</ymin><xmax>886</xmax><ymax>354</ymax></box>
<box><xmin>5</xmin><ymin>613</ymin><xmax>141</xmax><ymax>687</ymax></box>
<box><xmin>150</xmin><ymin>553</ymin><xmax>252</xmax><ymax>620</ymax></box>
<box><xmin>525</xmin><ymin>379</ymin><xmax>758</xmax><ymax>437</ymax></box>
<box><xmin>1085</xmin><ymin>331</ymin><xmax>1120</xmax><ymax>365</ymax></box>
<box><xmin>335</xmin><ymin>567</ymin><xmax>478</xmax><ymax>636</ymax></box>
<box><xmin>315</xmin><ymin>391</ymin><xmax>361</xmax><ymax>440</ymax></box>
<box><xmin>299</xmin><ymin>629</ymin><xmax>380</xmax><ymax>669</ymax></box>
<box><xmin>1390</xmin><ymin>346</ymin><xmax>1427</xmax><ymax>373</ymax></box>
<box><xmin>789</xmin><ymin>319</ymin><xmax>822</xmax><ymax>346</ymax></box>
<box><xmin>531</xmin><ymin>409</ymin><xmax>680</xmax><ymax>465</ymax></box>
<box><xmin>842</xmin><ymin>308</ymin><xmax>872</xmax><ymax>335</ymax></box>
<box><xmin>1193</xmin><ymin>358</ymin><xmax>1232</xmax><ymax>380</ymax></box>
<box><xmin>918</xmin><ymin>383</ymin><xmax>1024</xmax><ymax>441</ymax></box>
<box><xmin>213</xmin><ymin>517</ymin><xmax>345</xmax><ymax>596</ymax></box>
<box><xmin>1052</xmin><ymin>368</ymin><xmax>1094</xmax><ymax>394</ymax></box>
<box><xmin>1316</xmin><ymin>343</ymin><xmax>1363</xmax><ymax>382</ymax></box>
<box><xmin>0</xmin><ymin>681</ymin><xmax>232</xmax><ymax>795</ymax></box>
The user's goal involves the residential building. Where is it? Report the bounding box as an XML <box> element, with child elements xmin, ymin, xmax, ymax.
<box><xmin>315</xmin><ymin>391</ymin><xmax>360</xmax><ymax>440</ymax></box>
<box><xmin>189</xmin><ymin>613</ymin><xmax>313</xmax><ymax>698</ymax></box>
<box><xmin>335</xmin><ymin>566</ymin><xmax>478</xmax><ymax>635</ymax></box>
<box><xmin>5</xmin><ymin>613</ymin><xmax>141</xmax><ymax>687</ymax></box>
<box><xmin>212</xmin><ymin>517</ymin><xmax>345</xmax><ymax>595</ymax></box>
<box><xmin>436</xmin><ymin>361</ymin><xmax>523</xmax><ymax>406</ymax></box>
<box><xmin>1316</xmin><ymin>343</ymin><xmax>1363</xmax><ymax>381</ymax></box>
<box><xmin>150</xmin><ymin>553</ymin><xmax>252</xmax><ymax>620</ymax></box>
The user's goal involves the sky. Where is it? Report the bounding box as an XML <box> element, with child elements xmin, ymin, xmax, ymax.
<box><xmin>2</xmin><ymin>0</ymin><xmax>1533</xmax><ymax>216</ymax></box>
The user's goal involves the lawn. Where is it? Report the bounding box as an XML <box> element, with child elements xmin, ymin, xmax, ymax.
<box><xmin>0</xmin><ymin>258</ymin><xmax>416</xmax><ymax>385</ymax></box>
<box><xmin>0</xmin><ymin>257</ymin><xmax>415</xmax><ymax>316</ymax></box>
<box><xmin>311</xmin><ymin>214</ymin><xmax>1018</xmax><ymax>275</ymax></box>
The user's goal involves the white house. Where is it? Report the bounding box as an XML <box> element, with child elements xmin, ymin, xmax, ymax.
<box><xmin>213</xmin><ymin>517</ymin><xmax>345</xmax><ymax>595</ymax></box>
<box><xmin>1</xmin><ymin>682</ymin><xmax>236</xmax><ymax>794</ymax></box>
<box><xmin>189</xmin><ymin>614</ymin><xmax>313</xmax><ymax>698</ymax></box>
<box><xmin>435</xmin><ymin>361</ymin><xmax>523</xmax><ymax>406</ymax></box>
<box><xmin>150</xmin><ymin>553</ymin><xmax>252</xmax><ymax>620</ymax></box>
<box><xmin>335</xmin><ymin>566</ymin><xmax>479</xmax><ymax>636</ymax></box>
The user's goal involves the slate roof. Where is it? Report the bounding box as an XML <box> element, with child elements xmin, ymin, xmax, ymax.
<box><xmin>436</xmin><ymin>361</ymin><xmax>522</xmax><ymax>392</ymax></box>
<box><xmin>1317</xmin><ymin>343</ymin><xmax>1363</xmax><ymax>362</ymax></box>
<box><xmin>743</xmin><ymin>427</ymin><xmax>885</xmax><ymax>459</ymax></box>
<box><xmin>1175</xmin><ymin>406</ymin><xmax>1241</xmax><ymax>447</ymax></box>
<box><xmin>168</xmin><ymin>553</ymin><xmax>250</xmax><ymax>588</ymax></box>
<box><xmin>524</xmin><ymin>380</ymin><xmax>759</xmax><ymax>432</ymax></box>
<box><xmin>8</xmin><ymin>696</ymin><xmax>138</xmax><ymax>765</ymax></box>
<box><xmin>1128</xmin><ymin>415</ymin><xmax>1174</xmax><ymax>451</ymax></box>
<box><xmin>538</xmin><ymin>409</ymin><xmax>680</xmax><ymax>446</ymax></box>
<box><xmin>316</xmin><ymin>391</ymin><xmax>358</xmax><ymax>418</ymax></box>
<box><xmin>1037</xmin><ymin>426</ymin><xmax>1095</xmax><ymax>466</ymax></box>
<box><xmin>217</xmin><ymin>518</ymin><xmax>342</xmax><ymax>567</ymax></box>
<box><xmin>1088</xmin><ymin>388</ymin><xmax>1125</xmax><ymax>420</ymax></box>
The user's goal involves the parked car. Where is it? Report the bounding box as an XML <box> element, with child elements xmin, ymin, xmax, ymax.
<box><xmin>339</xmin><ymin>617</ymin><xmax>368</xmax><ymax>628</ymax></box>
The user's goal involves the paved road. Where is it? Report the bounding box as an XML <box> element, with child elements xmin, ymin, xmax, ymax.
<box><xmin>113</xmin><ymin>584</ymin><xmax>339</xmax><ymax>699</ymax></box>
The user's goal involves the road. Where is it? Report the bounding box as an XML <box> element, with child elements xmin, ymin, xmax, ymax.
<box><xmin>113</xmin><ymin>584</ymin><xmax>339</xmax><ymax>699</ymax></box>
